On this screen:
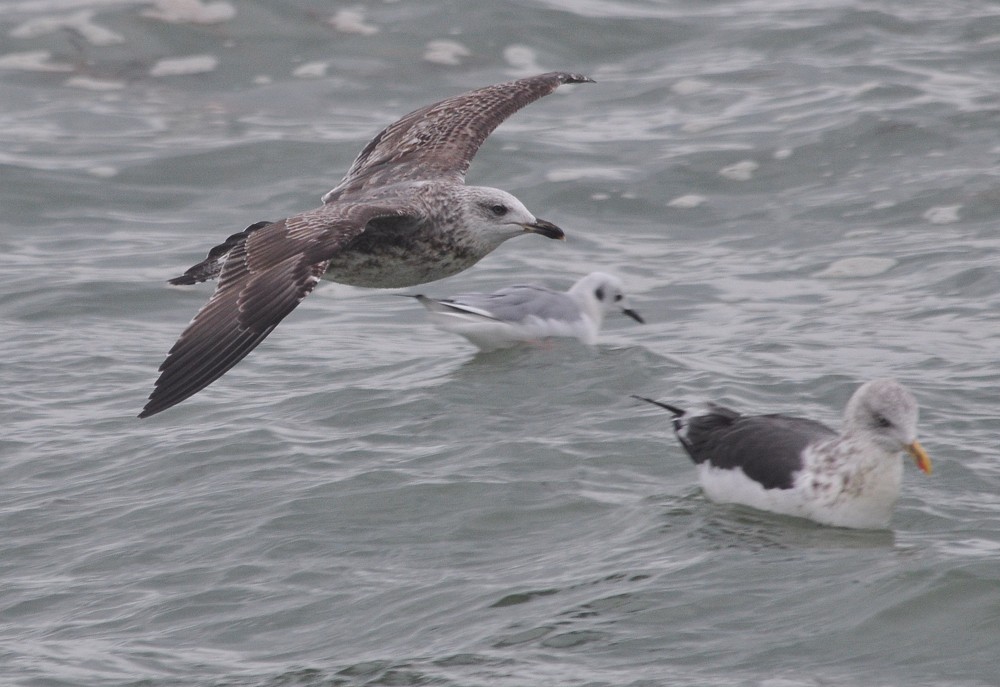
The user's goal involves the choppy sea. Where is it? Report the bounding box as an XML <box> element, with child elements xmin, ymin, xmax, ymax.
<box><xmin>2</xmin><ymin>1</ymin><xmax>999</xmax><ymax>685</ymax></box>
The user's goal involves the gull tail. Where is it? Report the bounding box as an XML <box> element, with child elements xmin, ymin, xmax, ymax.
<box><xmin>409</xmin><ymin>295</ymin><xmax>502</xmax><ymax>323</ymax></box>
<box><xmin>168</xmin><ymin>221</ymin><xmax>275</xmax><ymax>285</ymax></box>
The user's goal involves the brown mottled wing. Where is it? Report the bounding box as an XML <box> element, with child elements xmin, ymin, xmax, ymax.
<box><xmin>322</xmin><ymin>72</ymin><xmax>594</xmax><ymax>202</ymax></box>
<box><xmin>139</xmin><ymin>202</ymin><xmax>414</xmax><ymax>418</ymax></box>
<box><xmin>167</xmin><ymin>220</ymin><xmax>275</xmax><ymax>285</ymax></box>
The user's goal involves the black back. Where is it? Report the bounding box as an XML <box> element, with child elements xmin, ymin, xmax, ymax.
<box><xmin>679</xmin><ymin>408</ymin><xmax>837</xmax><ymax>490</ymax></box>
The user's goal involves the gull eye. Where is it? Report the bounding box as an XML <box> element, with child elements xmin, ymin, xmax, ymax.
<box><xmin>874</xmin><ymin>414</ymin><xmax>892</xmax><ymax>429</ymax></box>
<box><xmin>595</xmin><ymin>287</ymin><xmax>605</xmax><ymax>301</ymax></box>
<box><xmin>489</xmin><ymin>204</ymin><xmax>508</xmax><ymax>216</ymax></box>
<box><xmin>614</xmin><ymin>293</ymin><xmax>623</xmax><ymax>302</ymax></box>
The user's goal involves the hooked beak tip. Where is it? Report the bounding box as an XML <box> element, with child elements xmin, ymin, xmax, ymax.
<box><xmin>522</xmin><ymin>219</ymin><xmax>565</xmax><ymax>241</ymax></box>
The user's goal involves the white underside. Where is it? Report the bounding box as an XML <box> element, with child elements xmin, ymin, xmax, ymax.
<box><xmin>696</xmin><ymin>450</ymin><xmax>903</xmax><ymax>529</ymax></box>
<box><xmin>427</xmin><ymin>312</ymin><xmax>597</xmax><ymax>351</ymax></box>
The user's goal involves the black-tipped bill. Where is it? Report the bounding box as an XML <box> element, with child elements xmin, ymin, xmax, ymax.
<box><xmin>623</xmin><ymin>308</ymin><xmax>644</xmax><ymax>324</ymax></box>
<box><xmin>521</xmin><ymin>219</ymin><xmax>565</xmax><ymax>240</ymax></box>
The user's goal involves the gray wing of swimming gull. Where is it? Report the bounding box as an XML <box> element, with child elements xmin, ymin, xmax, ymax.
<box><xmin>682</xmin><ymin>408</ymin><xmax>838</xmax><ymax>490</ymax></box>
<box><xmin>443</xmin><ymin>284</ymin><xmax>583</xmax><ymax>323</ymax></box>
<box><xmin>139</xmin><ymin>202</ymin><xmax>415</xmax><ymax>418</ymax></box>
<box><xmin>323</xmin><ymin>71</ymin><xmax>595</xmax><ymax>202</ymax></box>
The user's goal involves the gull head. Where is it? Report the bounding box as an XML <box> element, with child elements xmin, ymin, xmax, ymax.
<box><xmin>843</xmin><ymin>379</ymin><xmax>932</xmax><ymax>474</ymax></box>
<box><xmin>460</xmin><ymin>187</ymin><xmax>565</xmax><ymax>248</ymax></box>
<box><xmin>568</xmin><ymin>272</ymin><xmax>644</xmax><ymax>326</ymax></box>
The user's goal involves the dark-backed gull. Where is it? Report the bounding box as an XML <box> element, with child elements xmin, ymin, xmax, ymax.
<box><xmin>411</xmin><ymin>271</ymin><xmax>643</xmax><ymax>350</ymax></box>
<box><xmin>140</xmin><ymin>72</ymin><xmax>593</xmax><ymax>418</ymax></box>
<box><xmin>634</xmin><ymin>379</ymin><xmax>932</xmax><ymax>529</ymax></box>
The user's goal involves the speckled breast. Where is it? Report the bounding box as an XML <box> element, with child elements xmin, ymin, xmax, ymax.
<box><xmin>322</xmin><ymin>220</ymin><xmax>482</xmax><ymax>289</ymax></box>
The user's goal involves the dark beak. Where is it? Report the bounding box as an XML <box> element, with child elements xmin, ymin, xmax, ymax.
<box><xmin>623</xmin><ymin>308</ymin><xmax>644</xmax><ymax>324</ymax></box>
<box><xmin>521</xmin><ymin>218</ymin><xmax>565</xmax><ymax>240</ymax></box>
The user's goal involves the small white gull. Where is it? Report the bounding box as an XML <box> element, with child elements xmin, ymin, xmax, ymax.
<box><xmin>634</xmin><ymin>379</ymin><xmax>932</xmax><ymax>529</ymax></box>
<box><xmin>411</xmin><ymin>271</ymin><xmax>643</xmax><ymax>351</ymax></box>
<box><xmin>140</xmin><ymin>72</ymin><xmax>593</xmax><ymax>418</ymax></box>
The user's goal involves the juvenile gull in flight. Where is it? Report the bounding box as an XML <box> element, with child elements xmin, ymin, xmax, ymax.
<box><xmin>411</xmin><ymin>271</ymin><xmax>643</xmax><ymax>351</ymax></box>
<box><xmin>140</xmin><ymin>72</ymin><xmax>593</xmax><ymax>418</ymax></box>
<box><xmin>634</xmin><ymin>379</ymin><xmax>932</xmax><ymax>529</ymax></box>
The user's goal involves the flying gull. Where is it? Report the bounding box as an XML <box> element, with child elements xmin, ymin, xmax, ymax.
<box><xmin>411</xmin><ymin>271</ymin><xmax>643</xmax><ymax>350</ymax></box>
<box><xmin>139</xmin><ymin>72</ymin><xmax>594</xmax><ymax>418</ymax></box>
<box><xmin>633</xmin><ymin>379</ymin><xmax>932</xmax><ymax>529</ymax></box>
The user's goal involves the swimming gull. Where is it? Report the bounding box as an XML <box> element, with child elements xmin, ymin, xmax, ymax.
<box><xmin>633</xmin><ymin>379</ymin><xmax>932</xmax><ymax>529</ymax></box>
<box><xmin>139</xmin><ymin>72</ymin><xmax>593</xmax><ymax>418</ymax></box>
<box><xmin>411</xmin><ymin>271</ymin><xmax>643</xmax><ymax>350</ymax></box>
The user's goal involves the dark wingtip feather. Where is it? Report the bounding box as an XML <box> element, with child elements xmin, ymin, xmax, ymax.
<box><xmin>543</xmin><ymin>72</ymin><xmax>595</xmax><ymax>85</ymax></box>
<box><xmin>631</xmin><ymin>395</ymin><xmax>686</xmax><ymax>417</ymax></box>
<box><xmin>138</xmin><ymin>393</ymin><xmax>167</xmax><ymax>418</ymax></box>
<box><xmin>138</xmin><ymin>326</ymin><xmax>271</xmax><ymax>419</ymax></box>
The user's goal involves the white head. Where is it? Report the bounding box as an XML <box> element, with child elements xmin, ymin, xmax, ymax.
<box><xmin>842</xmin><ymin>379</ymin><xmax>932</xmax><ymax>473</ymax></box>
<box><xmin>457</xmin><ymin>186</ymin><xmax>564</xmax><ymax>250</ymax></box>
<box><xmin>567</xmin><ymin>272</ymin><xmax>644</xmax><ymax>327</ymax></box>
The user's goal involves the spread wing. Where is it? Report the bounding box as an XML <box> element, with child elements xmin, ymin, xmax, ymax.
<box><xmin>322</xmin><ymin>71</ymin><xmax>594</xmax><ymax>202</ymax></box>
<box><xmin>139</xmin><ymin>202</ymin><xmax>415</xmax><ymax>418</ymax></box>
